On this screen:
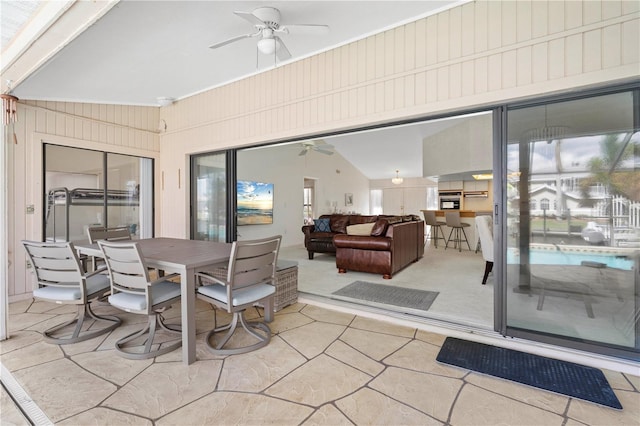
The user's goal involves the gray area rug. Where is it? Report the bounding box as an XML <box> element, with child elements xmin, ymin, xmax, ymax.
<box><xmin>332</xmin><ymin>281</ymin><xmax>439</xmax><ymax>313</ymax></box>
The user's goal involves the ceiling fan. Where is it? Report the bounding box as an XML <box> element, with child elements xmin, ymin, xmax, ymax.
<box><xmin>208</xmin><ymin>6</ymin><xmax>329</xmax><ymax>61</ymax></box>
<box><xmin>299</xmin><ymin>140</ymin><xmax>334</xmax><ymax>156</ymax></box>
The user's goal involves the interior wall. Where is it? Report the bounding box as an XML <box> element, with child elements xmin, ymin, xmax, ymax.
<box><xmin>237</xmin><ymin>144</ymin><xmax>370</xmax><ymax>247</ymax></box>
<box><xmin>422</xmin><ymin>113</ymin><xmax>493</xmax><ymax>177</ymax></box>
<box><xmin>158</xmin><ymin>0</ymin><xmax>639</xmax><ymax>239</ymax></box>
<box><xmin>8</xmin><ymin>101</ymin><xmax>160</xmax><ymax>300</ymax></box>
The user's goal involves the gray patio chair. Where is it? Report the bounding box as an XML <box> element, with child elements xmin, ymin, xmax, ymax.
<box><xmin>21</xmin><ymin>240</ymin><xmax>122</xmax><ymax>344</ymax></box>
<box><xmin>87</xmin><ymin>226</ymin><xmax>132</xmax><ymax>243</ymax></box>
<box><xmin>87</xmin><ymin>226</ymin><xmax>132</xmax><ymax>271</ymax></box>
<box><xmin>196</xmin><ymin>235</ymin><xmax>281</xmax><ymax>355</ymax></box>
<box><xmin>98</xmin><ymin>240</ymin><xmax>182</xmax><ymax>359</ymax></box>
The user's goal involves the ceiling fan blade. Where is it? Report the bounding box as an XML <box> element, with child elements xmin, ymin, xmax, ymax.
<box><xmin>209</xmin><ymin>33</ymin><xmax>254</xmax><ymax>50</ymax></box>
<box><xmin>299</xmin><ymin>148</ymin><xmax>308</xmax><ymax>156</ymax></box>
<box><xmin>279</xmin><ymin>24</ymin><xmax>330</xmax><ymax>35</ymax></box>
<box><xmin>275</xmin><ymin>36</ymin><xmax>291</xmax><ymax>60</ymax></box>
<box><xmin>234</xmin><ymin>10</ymin><xmax>266</xmax><ymax>27</ymax></box>
<box><xmin>314</xmin><ymin>147</ymin><xmax>334</xmax><ymax>155</ymax></box>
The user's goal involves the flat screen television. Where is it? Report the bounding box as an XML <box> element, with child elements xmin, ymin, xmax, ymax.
<box><xmin>237</xmin><ymin>180</ymin><xmax>274</xmax><ymax>225</ymax></box>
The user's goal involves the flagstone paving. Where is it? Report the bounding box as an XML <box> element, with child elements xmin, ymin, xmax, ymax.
<box><xmin>1</xmin><ymin>298</ymin><xmax>639</xmax><ymax>425</ymax></box>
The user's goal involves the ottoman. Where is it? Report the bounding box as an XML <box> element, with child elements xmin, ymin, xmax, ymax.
<box><xmin>207</xmin><ymin>259</ymin><xmax>298</xmax><ymax>312</ymax></box>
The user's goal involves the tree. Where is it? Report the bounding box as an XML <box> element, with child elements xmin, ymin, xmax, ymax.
<box><xmin>579</xmin><ymin>133</ymin><xmax>638</xmax><ymax>207</ymax></box>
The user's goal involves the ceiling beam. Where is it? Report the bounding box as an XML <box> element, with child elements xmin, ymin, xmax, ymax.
<box><xmin>1</xmin><ymin>0</ymin><xmax>120</xmax><ymax>94</ymax></box>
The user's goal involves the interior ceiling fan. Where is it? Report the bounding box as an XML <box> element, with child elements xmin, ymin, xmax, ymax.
<box><xmin>299</xmin><ymin>140</ymin><xmax>334</xmax><ymax>156</ymax></box>
<box><xmin>208</xmin><ymin>6</ymin><xmax>329</xmax><ymax>61</ymax></box>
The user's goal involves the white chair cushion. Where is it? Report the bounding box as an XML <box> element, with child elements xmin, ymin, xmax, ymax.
<box><xmin>34</xmin><ymin>285</ymin><xmax>80</xmax><ymax>302</ymax></box>
<box><xmin>33</xmin><ymin>274</ymin><xmax>110</xmax><ymax>302</ymax></box>
<box><xmin>197</xmin><ymin>283</ymin><xmax>275</xmax><ymax>307</ymax></box>
<box><xmin>109</xmin><ymin>280</ymin><xmax>181</xmax><ymax>312</ymax></box>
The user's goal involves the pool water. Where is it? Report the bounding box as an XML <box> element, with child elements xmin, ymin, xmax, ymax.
<box><xmin>507</xmin><ymin>249</ymin><xmax>634</xmax><ymax>270</ymax></box>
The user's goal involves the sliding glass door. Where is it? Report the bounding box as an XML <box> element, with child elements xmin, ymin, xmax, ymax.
<box><xmin>44</xmin><ymin>145</ymin><xmax>153</xmax><ymax>242</ymax></box>
<box><xmin>504</xmin><ymin>89</ymin><xmax>639</xmax><ymax>358</ymax></box>
<box><xmin>191</xmin><ymin>152</ymin><xmax>232</xmax><ymax>242</ymax></box>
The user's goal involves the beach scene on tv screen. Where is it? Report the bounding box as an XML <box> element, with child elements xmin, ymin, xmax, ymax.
<box><xmin>237</xmin><ymin>180</ymin><xmax>274</xmax><ymax>225</ymax></box>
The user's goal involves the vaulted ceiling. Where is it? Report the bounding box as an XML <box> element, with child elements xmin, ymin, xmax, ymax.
<box><xmin>3</xmin><ymin>1</ymin><xmax>461</xmax><ymax>106</ymax></box>
<box><xmin>2</xmin><ymin>0</ymin><xmax>471</xmax><ymax>181</ymax></box>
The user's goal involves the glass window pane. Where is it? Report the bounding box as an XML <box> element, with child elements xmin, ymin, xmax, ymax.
<box><xmin>45</xmin><ymin>145</ymin><xmax>153</xmax><ymax>242</ymax></box>
<box><xmin>370</xmin><ymin>189</ymin><xmax>383</xmax><ymax>215</ymax></box>
<box><xmin>303</xmin><ymin>187</ymin><xmax>313</xmax><ymax>221</ymax></box>
<box><xmin>45</xmin><ymin>145</ymin><xmax>103</xmax><ymax>241</ymax></box>
<box><xmin>426</xmin><ymin>186</ymin><xmax>439</xmax><ymax>210</ymax></box>
<box><xmin>193</xmin><ymin>153</ymin><xmax>227</xmax><ymax>242</ymax></box>
<box><xmin>506</xmin><ymin>91</ymin><xmax>639</xmax><ymax>352</ymax></box>
<box><xmin>106</xmin><ymin>153</ymin><xmax>152</xmax><ymax>239</ymax></box>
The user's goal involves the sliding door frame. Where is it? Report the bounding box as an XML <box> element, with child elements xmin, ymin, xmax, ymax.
<box><xmin>494</xmin><ymin>106</ymin><xmax>507</xmax><ymax>335</ymax></box>
<box><xmin>499</xmin><ymin>81</ymin><xmax>640</xmax><ymax>361</ymax></box>
<box><xmin>189</xmin><ymin>149</ymin><xmax>237</xmax><ymax>243</ymax></box>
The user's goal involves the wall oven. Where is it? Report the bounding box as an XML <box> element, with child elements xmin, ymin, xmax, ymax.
<box><xmin>439</xmin><ymin>191</ymin><xmax>461</xmax><ymax>210</ymax></box>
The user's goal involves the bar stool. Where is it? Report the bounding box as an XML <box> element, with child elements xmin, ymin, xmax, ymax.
<box><xmin>445</xmin><ymin>211</ymin><xmax>471</xmax><ymax>252</ymax></box>
<box><xmin>422</xmin><ymin>210</ymin><xmax>446</xmax><ymax>248</ymax></box>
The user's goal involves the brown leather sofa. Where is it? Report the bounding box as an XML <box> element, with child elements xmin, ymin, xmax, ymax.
<box><xmin>334</xmin><ymin>216</ymin><xmax>424</xmax><ymax>279</ymax></box>
<box><xmin>301</xmin><ymin>214</ymin><xmax>378</xmax><ymax>259</ymax></box>
<box><xmin>301</xmin><ymin>214</ymin><xmax>424</xmax><ymax>279</ymax></box>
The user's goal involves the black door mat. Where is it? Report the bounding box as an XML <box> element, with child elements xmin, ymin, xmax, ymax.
<box><xmin>436</xmin><ymin>337</ymin><xmax>622</xmax><ymax>410</ymax></box>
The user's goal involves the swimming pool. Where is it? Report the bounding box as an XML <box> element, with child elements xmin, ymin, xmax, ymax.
<box><xmin>507</xmin><ymin>247</ymin><xmax>634</xmax><ymax>270</ymax></box>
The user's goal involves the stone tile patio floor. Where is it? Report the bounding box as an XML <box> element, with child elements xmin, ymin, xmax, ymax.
<box><xmin>1</xmin><ymin>298</ymin><xmax>639</xmax><ymax>425</ymax></box>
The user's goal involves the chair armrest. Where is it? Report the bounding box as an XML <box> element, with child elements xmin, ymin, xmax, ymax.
<box><xmin>301</xmin><ymin>225</ymin><xmax>314</xmax><ymax>235</ymax></box>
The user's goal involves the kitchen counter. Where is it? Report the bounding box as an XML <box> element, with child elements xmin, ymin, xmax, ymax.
<box><xmin>428</xmin><ymin>210</ymin><xmax>492</xmax><ymax>217</ymax></box>
<box><xmin>434</xmin><ymin>210</ymin><xmax>475</xmax><ymax>218</ymax></box>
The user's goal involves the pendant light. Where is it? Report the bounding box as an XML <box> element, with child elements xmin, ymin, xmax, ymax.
<box><xmin>392</xmin><ymin>170</ymin><xmax>403</xmax><ymax>185</ymax></box>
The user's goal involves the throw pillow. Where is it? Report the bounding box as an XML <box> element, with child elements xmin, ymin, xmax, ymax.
<box><xmin>331</xmin><ymin>215</ymin><xmax>350</xmax><ymax>234</ymax></box>
<box><xmin>346</xmin><ymin>222</ymin><xmax>375</xmax><ymax>236</ymax></box>
<box><xmin>313</xmin><ymin>218</ymin><xmax>331</xmax><ymax>232</ymax></box>
<box><xmin>370</xmin><ymin>219</ymin><xmax>389</xmax><ymax>236</ymax></box>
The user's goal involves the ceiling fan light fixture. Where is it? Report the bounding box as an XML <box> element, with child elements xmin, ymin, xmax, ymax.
<box><xmin>392</xmin><ymin>170</ymin><xmax>403</xmax><ymax>185</ymax></box>
<box><xmin>257</xmin><ymin>37</ymin><xmax>280</xmax><ymax>55</ymax></box>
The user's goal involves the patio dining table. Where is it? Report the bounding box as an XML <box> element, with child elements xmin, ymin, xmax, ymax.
<box><xmin>74</xmin><ymin>237</ymin><xmax>232</xmax><ymax>365</ymax></box>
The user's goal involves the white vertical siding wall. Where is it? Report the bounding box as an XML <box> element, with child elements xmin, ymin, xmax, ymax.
<box><xmin>158</xmin><ymin>0</ymin><xmax>639</xmax><ymax>238</ymax></box>
<box><xmin>8</xmin><ymin>101</ymin><xmax>159</xmax><ymax>300</ymax></box>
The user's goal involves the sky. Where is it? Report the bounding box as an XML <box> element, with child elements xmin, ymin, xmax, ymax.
<box><xmin>237</xmin><ymin>180</ymin><xmax>273</xmax><ymax>209</ymax></box>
